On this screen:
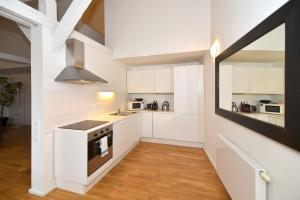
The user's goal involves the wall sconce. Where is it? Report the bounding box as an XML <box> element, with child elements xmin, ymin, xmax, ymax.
<box><xmin>210</xmin><ymin>40</ymin><xmax>220</xmax><ymax>58</ymax></box>
<box><xmin>98</xmin><ymin>91</ymin><xmax>114</xmax><ymax>100</ymax></box>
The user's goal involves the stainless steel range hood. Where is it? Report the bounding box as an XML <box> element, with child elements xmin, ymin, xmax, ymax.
<box><xmin>55</xmin><ymin>39</ymin><xmax>108</xmax><ymax>84</ymax></box>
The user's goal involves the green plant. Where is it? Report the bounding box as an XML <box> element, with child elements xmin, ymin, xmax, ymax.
<box><xmin>0</xmin><ymin>76</ymin><xmax>22</xmax><ymax>118</ymax></box>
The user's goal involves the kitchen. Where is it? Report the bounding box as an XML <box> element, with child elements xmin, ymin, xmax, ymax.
<box><xmin>1</xmin><ymin>0</ymin><xmax>300</xmax><ymax>200</ymax></box>
<box><xmin>53</xmin><ymin>55</ymin><xmax>205</xmax><ymax>193</ymax></box>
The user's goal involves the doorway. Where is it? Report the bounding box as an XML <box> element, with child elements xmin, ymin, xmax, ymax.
<box><xmin>0</xmin><ymin>15</ymin><xmax>32</xmax><ymax>198</ymax></box>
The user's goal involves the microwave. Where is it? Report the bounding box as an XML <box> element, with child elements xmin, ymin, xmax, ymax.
<box><xmin>259</xmin><ymin>103</ymin><xmax>284</xmax><ymax>114</ymax></box>
<box><xmin>127</xmin><ymin>101</ymin><xmax>144</xmax><ymax>110</ymax></box>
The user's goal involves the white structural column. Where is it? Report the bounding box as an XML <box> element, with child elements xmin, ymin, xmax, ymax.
<box><xmin>29</xmin><ymin>24</ymin><xmax>48</xmax><ymax>196</ymax></box>
<box><xmin>52</xmin><ymin>0</ymin><xmax>92</xmax><ymax>51</ymax></box>
<box><xmin>38</xmin><ymin>0</ymin><xmax>57</xmax><ymax>21</ymax></box>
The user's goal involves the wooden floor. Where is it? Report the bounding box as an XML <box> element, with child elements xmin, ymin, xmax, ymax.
<box><xmin>0</xmin><ymin>127</ymin><xmax>230</xmax><ymax>200</ymax></box>
<box><xmin>0</xmin><ymin>126</ymin><xmax>31</xmax><ymax>200</ymax></box>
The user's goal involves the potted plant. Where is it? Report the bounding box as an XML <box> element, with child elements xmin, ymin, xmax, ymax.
<box><xmin>0</xmin><ymin>76</ymin><xmax>22</xmax><ymax>126</ymax></box>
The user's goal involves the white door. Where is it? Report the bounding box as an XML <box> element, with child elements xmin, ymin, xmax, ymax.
<box><xmin>127</xmin><ymin>71</ymin><xmax>142</xmax><ymax>93</ymax></box>
<box><xmin>265</xmin><ymin>67</ymin><xmax>284</xmax><ymax>94</ymax></box>
<box><xmin>174</xmin><ymin>65</ymin><xmax>202</xmax><ymax>114</ymax></box>
<box><xmin>155</xmin><ymin>68</ymin><xmax>173</xmax><ymax>93</ymax></box>
<box><xmin>153</xmin><ymin>113</ymin><xmax>176</xmax><ymax>140</ymax></box>
<box><xmin>219</xmin><ymin>65</ymin><xmax>232</xmax><ymax>111</ymax></box>
<box><xmin>232</xmin><ymin>66</ymin><xmax>250</xmax><ymax>93</ymax></box>
<box><xmin>249</xmin><ymin>67</ymin><xmax>266</xmax><ymax>94</ymax></box>
<box><xmin>141</xmin><ymin>70</ymin><xmax>155</xmax><ymax>93</ymax></box>
<box><xmin>142</xmin><ymin>112</ymin><xmax>153</xmax><ymax>138</ymax></box>
<box><xmin>175</xmin><ymin>114</ymin><xmax>199</xmax><ymax>142</ymax></box>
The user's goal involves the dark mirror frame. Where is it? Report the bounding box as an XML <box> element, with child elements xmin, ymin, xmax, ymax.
<box><xmin>215</xmin><ymin>1</ymin><xmax>300</xmax><ymax>152</ymax></box>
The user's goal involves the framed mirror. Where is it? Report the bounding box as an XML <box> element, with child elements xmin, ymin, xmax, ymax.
<box><xmin>215</xmin><ymin>1</ymin><xmax>300</xmax><ymax>152</ymax></box>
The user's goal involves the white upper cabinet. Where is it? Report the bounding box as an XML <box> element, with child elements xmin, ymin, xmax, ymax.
<box><xmin>219</xmin><ymin>65</ymin><xmax>233</xmax><ymax>111</ymax></box>
<box><xmin>141</xmin><ymin>70</ymin><xmax>155</xmax><ymax>93</ymax></box>
<box><xmin>174</xmin><ymin>65</ymin><xmax>202</xmax><ymax>114</ymax></box>
<box><xmin>127</xmin><ymin>70</ymin><xmax>142</xmax><ymax>93</ymax></box>
<box><xmin>232</xmin><ymin>66</ymin><xmax>284</xmax><ymax>94</ymax></box>
<box><xmin>127</xmin><ymin>67</ymin><xmax>173</xmax><ymax>93</ymax></box>
<box><xmin>155</xmin><ymin>68</ymin><xmax>173</xmax><ymax>93</ymax></box>
<box><xmin>249</xmin><ymin>67</ymin><xmax>266</xmax><ymax>93</ymax></box>
<box><xmin>265</xmin><ymin>67</ymin><xmax>284</xmax><ymax>94</ymax></box>
<box><xmin>232</xmin><ymin>66</ymin><xmax>250</xmax><ymax>93</ymax></box>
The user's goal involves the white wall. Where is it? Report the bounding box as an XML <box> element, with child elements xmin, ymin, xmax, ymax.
<box><xmin>43</xmin><ymin>32</ymin><xmax>127</xmax><ymax>132</ymax></box>
<box><xmin>30</xmin><ymin>26</ymin><xmax>127</xmax><ymax>194</ymax></box>
<box><xmin>105</xmin><ymin>0</ymin><xmax>210</xmax><ymax>58</ymax></box>
<box><xmin>206</xmin><ymin>0</ymin><xmax>300</xmax><ymax>199</ymax></box>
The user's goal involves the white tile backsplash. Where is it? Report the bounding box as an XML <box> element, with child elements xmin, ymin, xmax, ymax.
<box><xmin>232</xmin><ymin>94</ymin><xmax>284</xmax><ymax>106</ymax></box>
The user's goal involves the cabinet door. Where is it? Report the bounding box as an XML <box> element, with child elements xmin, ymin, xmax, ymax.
<box><xmin>249</xmin><ymin>67</ymin><xmax>266</xmax><ymax>93</ymax></box>
<box><xmin>219</xmin><ymin>65</ymin><xmax>232</xmax><ymax>111</ymax></box>
<box><xmin>142</xmin><ymin>112</ymin><xmax>153</xmax><ymax>138</ymax></box>
<box><xmin>232</xmin><ymin>66</ymin><xmax>250</xmax><ymax>93</ymax></box>
<box><xmin>113</xmin><ymin>121</ymin><xmax>127</xmax><ymax>159</ymax></box>
<box><xmin>175</xmin><ymin>114</ymin><xmax>199</xmax><ymax>142</ymax></box>
<box><xmin>174</xmin><ymin>65</ymin><xmax>202</xmax><ymax>114</ymax></box>
<box><xmin>141</xmin><ymin>70</ymin><xmax>155</xmax><ymax>93</ymax></box>
<box><xmin>126</xmin><ymin>114</ymin><xmax>142</xmax><ymax>147</ymax></box>
<box><xmin>153</xmin><ymin>113</ymin><xmax>176</xmax><ymax>140</ymax></box>
<box><xmin>265</xmin><ymin>67</ymin><xmax>284</xmax><ymax>94</ymax></box>
<box><xmin>127</xmin><ymin>71</ymin><xmax>142</xmax><ymax>93</ymax></box>
<box><xmin>155</xmin><ymin>68</ymin><xmax>173</xmax><ymax>93</ymax></box>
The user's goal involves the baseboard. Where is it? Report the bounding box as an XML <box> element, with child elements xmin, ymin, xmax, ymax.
<box><xmin>203</xmin><ymin>146</ymin><xmax>216</xmax><ymax>169</ymax></box>
<box><xmin>141</xmin><ymin>137</ymin><xmax>203</xmax><ymax>148</ymax></box>
<box><xmin>28</xmin><ymin>188</ymin><xmax>46</xmax><ymax>197</ymax></box>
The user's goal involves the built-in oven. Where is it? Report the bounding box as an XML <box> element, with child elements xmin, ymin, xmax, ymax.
<box><xmin>87</xmin><ymin>125</ymin><xmax>113</xmax><ymax>176</ymax></box>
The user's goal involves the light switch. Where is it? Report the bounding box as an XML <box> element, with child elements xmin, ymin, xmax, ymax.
<box><xmin>32</xmin><ymin>119</ymin><xmax>40</xmax><ymax>141</ymax></box>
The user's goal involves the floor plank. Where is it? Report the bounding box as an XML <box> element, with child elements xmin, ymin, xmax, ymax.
<box><xmin>0</xmin><ymin>127</ymin><xmax>230</xmax><ymax>200</ymax></box>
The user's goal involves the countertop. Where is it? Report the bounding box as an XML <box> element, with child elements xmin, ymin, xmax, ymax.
<box><xmin>56</xmin><ymin>109</ymin><xmax>174</xmax><ymax>132</ymax></box>
<box><xmin>239</xmin><ymin>112</ymin><xmax>284</xmax><ymax>118</ymax></box>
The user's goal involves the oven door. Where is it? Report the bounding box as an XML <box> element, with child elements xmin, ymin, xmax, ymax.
<box><xmin>87</xmin><ymin>131</ymin><xmax>113</xmax><ymax>176</ymax></box>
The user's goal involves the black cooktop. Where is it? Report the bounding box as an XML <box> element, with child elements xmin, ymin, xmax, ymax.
<box><xmin>59</xmin><ymin>120</ymin><xmax>109</xmax><ymax>130</ymax></box>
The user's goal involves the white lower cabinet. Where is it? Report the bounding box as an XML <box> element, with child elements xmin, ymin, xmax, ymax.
<box><xmin>142</xmin><ymin>112</ymin><xmax>153</xmax><ymax>137</ymax></box>
<box><xmin>152</xmin><ymin>113</ymin><xmax>200</xmax><ymax>142</ymax></box>
<box><xmin>153</xmin><ymin>113</ymin><xmax>176</xmax><ymax>140</ymax></box>
<box><xmin>113</xmin><ymin>114</ymin><xmax>142</xmax><ymax>159</ymax></box>
<box><xmin>174</xmin><ymin>114</ymin><xmax>199</xmax><ymax>142</ymax></box>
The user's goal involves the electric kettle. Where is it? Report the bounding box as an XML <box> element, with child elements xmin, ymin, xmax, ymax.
<box><xmin>162</xmin><ymin>101</ymin><xmax>170</xmax><ymax>111</ymax></box>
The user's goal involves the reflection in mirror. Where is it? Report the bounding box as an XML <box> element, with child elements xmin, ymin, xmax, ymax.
<box><xmin>219</xmin><ymin>24</ymin><xmax>285</xmax><ymax>127</ymax></box>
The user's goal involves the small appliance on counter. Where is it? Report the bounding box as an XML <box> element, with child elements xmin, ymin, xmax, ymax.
<box><xmin>239</xmin><ymin>102</ymin><xmax>251</xmax><ymax>113</ymax></box>
<box><xmin>146</xmin><ymin>103</ymin><xmax>152</xmax><ymax>110</ymax></box>
<box><xmin>135</xmin><ymin>98</ymin><xmax>143</xmax><ymax>102</ymax></box>
<box><xmin>151</xmin><ymin>100</ymin><xmax>158</xmax><ymax>110</ymax></box>
<box><xmin>127</xmin><ymin>99</ymin><xmax>144</xmax><ymax>111</ymax></box>
<box><xmin>162</xmin><ymin>101</ymin><xmax>170</xmax><ymax>111</ymax></box>
<box><xmin>259</xmin><ymin>103</ymin><xmax>284</xmax><ymax>114</ymax></box>
<box><xmin>232</xmin><ymin>102</ymin><xmax>239</xmax><ymax>112</ymax></box>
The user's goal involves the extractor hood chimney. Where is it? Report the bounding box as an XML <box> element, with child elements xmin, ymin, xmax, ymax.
<box><xmin>55</xmin><ymin>39</ymin><xmax>108</xmax><ymax>84</ymax></box>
